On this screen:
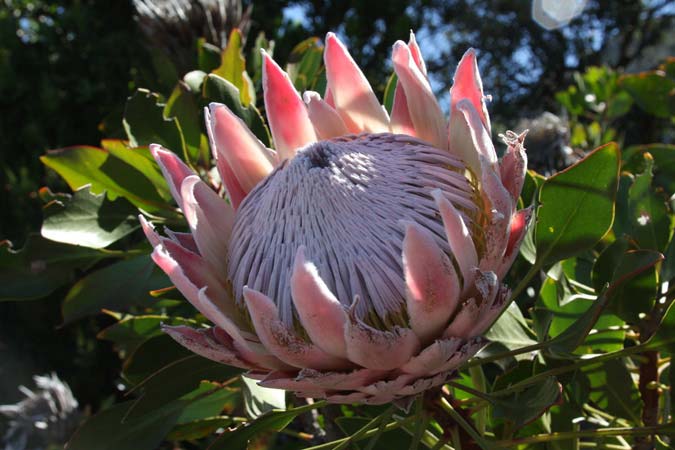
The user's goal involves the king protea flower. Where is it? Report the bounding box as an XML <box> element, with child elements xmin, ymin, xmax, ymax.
<box><xmin>141</xmin><ymin>32</ymin><xmax>530</xmax><ymax>405</ymax></box>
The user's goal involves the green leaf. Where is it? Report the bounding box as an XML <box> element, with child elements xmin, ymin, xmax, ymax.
<box><xmin>249</xmin><ymin>32</ymin><xmax>274</xmax><ymax>85</ymax></box>
<box><xmin>167</xmin><ymin>416</ymin><xmax>234</xmax><ymax>441</ymax></box>
<box><xmin>67</xmin><ymin>383</ymin><xmax>235</xmax><ymax>450</ymax></box>
<box><xmin>481</xmin><ymin>302</ymin><xmax>537</xmax><ymax>369</ymax></box>
<box><xmin>645</xmin><ymin>301</ymin><xmax>675</xmax><ymax>353</ymax></box>
<box><xmin>286</xmin><ymin>37</ymin><xmax>324</xmax><ymax>92</ymax></box>
<box><xmin>98</xmin><ymin>315</ymin><xmax>196</xmax><ymax>353</ymax></box>
<box><xmin>174</xmin><ymin>382</ymin><xmax>239</xmax><ymax>425</ymax></box>
<box><xmin>661</xmin><ymin>236</ymin><xmax>675</xmax><ymax>283</ymax></box>
<box><xmin>584</xmin><ymin>359</ymin><xmax>642</xmax><ymax>423</ymax></box>
<box><xmin>203</xmin><ymin>74</ymin><xmax>271</xmax><ymax>146</ymax></box>
<box><xmin>123</xmin><ymin>88</ymin><xmax>187</xmax><ymax>157</ymax></box>
<box><xmin>606</xmin><ymin>90</ymin><xmax>633</xmax><ymax>119</ymax></box>
<box><xmin>537</xmin><ymin>277</ymin><xmax>624</xmax><ymax>357</ymax></box>
<box><xmin>123</xmin><ymin>333</ymin><xmax>193</xmax><ymax>385</ymax></box>
<box><xmin>592</xmin><ymin>238</ymin><xmax>661</xmax><ymax>322</ymax></box>
<box><xmin>124</xmin><ymin>337</ymin><xmax>241</xmax><ymax>420</ymax></box>
<box><xmin>620</xmin><ymin>72</ymin><xmax>675</xmax><ymax>118</ymax></box>
<box><xmin>41</xmin><ymin>186</ymin><xmax>139</xmax><ymax>249</ymax></box>
<box><xmin>148</xmin><ymin>48</ymin><xmax>179</xmax><ymax>93</ymax></box>
<box><xmin>65</xmin><ymin>401</ymin><xmax>179</xmax><ymax>450</ymax></box>
<box><xmin>383</xmin><ymin>72</ymin><xmax>398</xmax><ymax>115</ymax></box>
<box><xmin>543</xmin><ymin>246</ymin><xmax>661</xmax><ymax>356</ymax></box>
<box><xmin>623</xmin><ymin>144</ymin><xmax>675</xmax><ymax>194</ymax></box>
<box><xmin>334</xmin><ymin>416</ymin><xmax>413</xmax><ymax>450</ymax></box>
<box><xmin>100</xmin><ymin>140</ymin><xmax>171</xmax><ymax>201</ymax></box>
<box><xmin>241</xmin><ymin>376</ymin><xmax>286</xmax><ymax>419</ymax></box>
<box><xmin>61</xmin><ymin>254</ymin><xmax>168</xmax><ymax>323</ymax></box>
<box><xmin>0</xmin><ymin>235</ymin><xmax>104</xmax><ymax>301</ymax></box>
<box><xmin>212</xmin><ymin>29</ymin><xmax>254</xmax><ymax>106</ymax></box>
<box><xmin>491</xmin><ymin>377</ymin><xmax>562</xmax><ymax>431</ymax></box>
<box><xmin>614</xmin><ymin>155</ymin><xmax>670</xmax><ymax>251</ymax></box>
<box><xmin>198</xmin><ymin>38</ymin><xmax>222</xmax><ymax>73</ymax></box>
<box><xmin>184</xmin><ymin>70</ymin><xmax>208</xmax><ymax>93</ymax></box>
<box><xmin>535</xmin><ymin>143</ymin><xmax>620</xmax><ymax>266</ymax></box>
<box><xmin>164</xmin><ymin>82</ymin><xmax>204</xmax><ymax>163</ymax></box>
<box><xmin>41</xmin><ymin>144</ymin><xmax>171</xmax><ymax>212</ymax></box>
<box><xmin>207</xmin><ymin>402</ymin><xmax>324</xmax><ymax>450</ymax></box>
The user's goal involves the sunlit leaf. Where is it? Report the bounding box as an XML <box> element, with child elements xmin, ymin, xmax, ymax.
<box><xmin>212</xmin><ymin>28</ymin><xmax>254</xmax><ymax>106</ymax></box>
<box><xmin>41</xmin><ymin>144</ymin><xmax>171</xmax><ymax>212</ymax></box>
<box><xmin>535</xmin><ymin>143</ymin><xmax>620</xmax><ymax>266</ymax></box>
<box><xmin>241</xmin><ymin>376</ymin><xmax>286</xmax><ymax>420</ymax></box>
<box><xmin>41</xmin><ymin>186</ymin><xmax>138</xmax><ymax>249</ymax></box>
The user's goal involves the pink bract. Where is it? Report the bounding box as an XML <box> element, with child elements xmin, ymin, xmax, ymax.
<box><xmin>143</xmin><ymin>32</ymin><xmax>530</xmax><ymax>405</ymax></box>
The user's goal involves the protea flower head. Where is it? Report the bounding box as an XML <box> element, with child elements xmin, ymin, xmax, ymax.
<box><xmin>142</xmin><ymin>32</ymin><xmax>530</xmax><ymax>405</ymax></box>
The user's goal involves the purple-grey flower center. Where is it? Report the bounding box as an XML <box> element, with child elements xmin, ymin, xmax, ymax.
<box><xmin>228</xmin><ymin>133</ymin><xmax>477</xmax><ymax>328</ymax></box>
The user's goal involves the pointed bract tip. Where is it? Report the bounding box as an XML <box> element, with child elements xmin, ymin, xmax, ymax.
<box><xmin>302</xmin><ymin>90</ymin><xmax>320</xmax><ymax>104</ymax></box>
<box><xmin>148</xmin><ymin>143</ymin><xmax>164</xmax><ymax>158</ymax></box>
<box><xmin>429</xmin><ymin>188</ymin><xmax>445</xmax><ymax>203</ymax></box>
<box><xmin>139</xmin><ymin>214</ymin><xmax>161</xmax><ymax>247</ymax></box>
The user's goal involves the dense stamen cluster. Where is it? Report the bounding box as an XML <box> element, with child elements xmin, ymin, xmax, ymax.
<box><xmin>229</xmin><ymin>133</ymin><xmax>476</xmax><ymax>327</ymax></box>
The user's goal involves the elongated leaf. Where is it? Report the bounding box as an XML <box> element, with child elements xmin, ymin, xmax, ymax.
<box><xmin>41</xmin><ymin>144</ymin><xmax>171</xmax><ymax>212</ymax></box>
<box><xmin>167</xmin><ymin>416</ymin><xmax>234</xmax><ymax>441</ymax></box>
<box><xmin>0</xmin><ymin>235</ymin><xmax>104</xmax><ymax>301</ymax></box>
<box><xmin>61</xmin><ymin>254</ymin><xmax>168</xmax><ymax>323</ymax></box>
<box><xmin>100</xmin><ymin>140</ymin><xmax>171</xmax><ymax>200</ymax></box>
<box><xmin>535</xmin><ymin>143</ymin><xmax>620</xmax><ymax>266</ymax></box>
<box><xmin>207</xmin><ymin>402</ymin><xmax>323</xmax><ymax>450</ymax></box>
<box><xmin>286</xmin><ymin>37</ymin><xmax>324</xmax><ymax>92</ymax></box>
<box><xmin>383</xmin><ymin>72</ymin><xmax>398</xmax><ymax>114</ymax></box>
<box><xmin>41</xmin><ymin>187</ymin><xmax>139</xmax><ymax>249</ymax></box>
<box><xmin>212</xmin><ymin>29</ymin><xmax>254</xmax><ymax>106</ymax></box>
